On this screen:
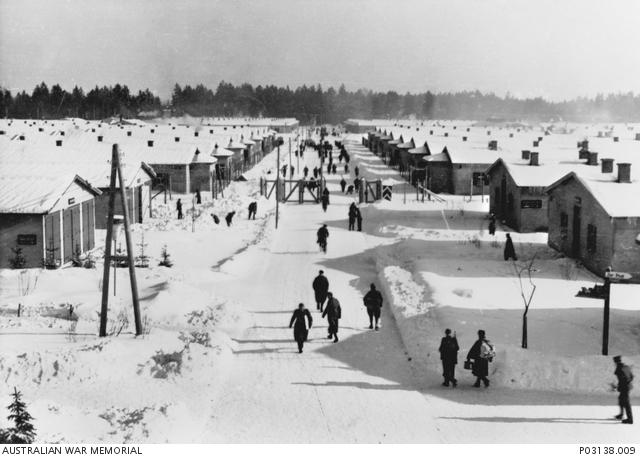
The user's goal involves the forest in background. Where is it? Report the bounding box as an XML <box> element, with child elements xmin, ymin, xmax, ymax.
<box><xmin>2</xmin><ymin>81</ymin><xmax>640</xmax><ymax>123</ymax></box>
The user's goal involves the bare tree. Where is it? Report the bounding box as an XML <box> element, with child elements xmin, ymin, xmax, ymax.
<box><xmin>512</xmin><ymin>253</ymin><xmax>538</xmax><ymax>349</ymax></box>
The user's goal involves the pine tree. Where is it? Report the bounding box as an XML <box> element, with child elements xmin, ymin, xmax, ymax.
<box><xmin>136</xmin><ymin>231</ymin><xmax>150</xmax><ymax>268</ymax></box>
<box><xmin>5</xmin><ymin>387</ymin><xmax>36</xmax><ymax>444</ymax></box>
<box><xmin>158</xmin><ymin>245</ymin><xmax>173</xmax><ymax>268</ymax></box>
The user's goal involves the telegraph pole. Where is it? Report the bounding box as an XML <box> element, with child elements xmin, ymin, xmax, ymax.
<box><xmin>275</xmin><ymin>144</ymin><xmax>280</xmax><ymax>229</ymax></box>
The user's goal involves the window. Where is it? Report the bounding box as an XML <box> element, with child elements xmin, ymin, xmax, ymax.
<box><xmin>473</xmin><ymin>172</ymin><xmax>488</xmax><ymax>185</ymax></box>
<box><xmin>587</xmin><ymin>224</ymin><xmax>597</xmax><ymax>253</ymax></box>
<box><xmin>560</xmin><ymin>212</ymin><xmax>568</xmax><ymax>240</ymax></box>
<box><xmin>521</xmin><ymin>200</ymin><xmax>542</xmax><ymax>209</ymax></box>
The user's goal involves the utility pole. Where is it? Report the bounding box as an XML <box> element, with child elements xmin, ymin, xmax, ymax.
<box><xmin>275</xmin><ymin>144</ymin><xmax>280</xmax><ymax>229</ymax></box>
<box><xmin>99</xmin><ymin>144</ymin><xmax>143</xmax><ymax>337</ymax></box>
<box><xmin>603</xmin><ymin>277</ymin><xmax>611</xmax><ymax>355</ymax></box>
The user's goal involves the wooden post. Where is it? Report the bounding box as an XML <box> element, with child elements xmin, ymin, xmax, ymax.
<box><xmin>603</xmin><ymin>278</ymin><xmax>611</xmax><ymax>355</ymax></box>
<box><xmin>114</xmin><ymin>145</ymin><xmax>143</xmax><ymax>336</ymax></box>
<box><xmin>99</xmin><ymin>146</ymin><xmax>119</xmax><ymax>337</ymax></box>
<box><xmin>275</xmin><ymin>145</ymin><xmax>280</xmax><ymax>229</ymax></box>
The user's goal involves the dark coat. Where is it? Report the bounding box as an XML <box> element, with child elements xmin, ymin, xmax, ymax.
<box><xmin>289</xmin><ymin>308</ymin><xmax>313</xmax><ymax>342</ymax></box>
<box><xmin>313</xmin><ymin>274</ymin><xmax>329</xmax><ymax>302</ymax></box>
<box><xmin>467</xmin><ymin>339</ymin><xmax>490</xmax><ymax>377</ymax></box>
<box><xmin>317</xmin><ymin>226</ymin><xmax>329</xmax><ymax>242</ymax></box>
<box><xmin>504</xmin><ymin>237</ymin><xmax>516</xmax><ymax>260</ymax></box>
<box><xmin>322</xmin><ymin>297</ymin><xmax>342</xmax><ymax>334</ymax></box>
<box><xmin>439</xmin><ymin>336</ymin><xmax>460</xmax><ymax>363</ymax></box>
<box><xmin>615</xmin><ymin>364</ymin><xmax>634</xmax><ymax>392</ymax></box>
<box><xmin>363</xmin><ymin>289</ymin><xmax>383</xmax><ymax>310</ymax></box>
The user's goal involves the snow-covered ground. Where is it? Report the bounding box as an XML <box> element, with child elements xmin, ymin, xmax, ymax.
<box><xmin>1</xmin><ymin>132</ymin><xmax>638</xmax><ymax>443</ymax></box>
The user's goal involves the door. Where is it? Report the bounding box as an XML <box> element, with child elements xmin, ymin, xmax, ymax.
<box><xmin>572</xmin><ymin>205</ymin><xmax>581</xmax><ymax>257</ymax></box>
<box><xmin>45</xmin><ymin>211</ymin><xmax>61</xmax><ymax>266</ymax></box>
<box><xmin>63</xmin><ymin>204</ymin><xmax>82</xmax><ymax>262</ymax></box>
<box><xmin>82</xmin><ymin>200</ymin><xmax>95</xmax><ymax>251</ymax></box>
<box><xmin>137</xmin><ymin>186</ymin><xmax>143</xmax><ymax>223</ymax></box>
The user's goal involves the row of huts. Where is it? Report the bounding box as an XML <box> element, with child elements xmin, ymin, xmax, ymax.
<box><xmin>0</xmin><ymin>117</ymin><xmax>287</xmax><ymax>268</ymax></box>
<box><xmin>360</xmin><ymin>121</ymin><xmax>640</xmax><ymax>279</ymax></box>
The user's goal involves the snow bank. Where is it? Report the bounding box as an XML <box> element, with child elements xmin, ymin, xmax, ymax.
<box><xmin>378</xmin><ymin>264</ymin><xmax>640</xmax><ymax>396</ymax></box>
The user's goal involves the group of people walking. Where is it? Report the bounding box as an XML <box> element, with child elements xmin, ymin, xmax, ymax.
<box><xmin>438</xmin><ymin>329</ymin><xmax>495</xmax><ymax>388</ymax></box>
<box><xmin>289</xmin><ymin>271</ymin><xmax>383</xmax><ymax>353</ymax></box>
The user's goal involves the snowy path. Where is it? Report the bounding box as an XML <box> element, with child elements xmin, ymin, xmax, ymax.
<box><xmin>202</xmin><ymin>141</ymin><xmax>638</xmax><ymax>443</ymax></box>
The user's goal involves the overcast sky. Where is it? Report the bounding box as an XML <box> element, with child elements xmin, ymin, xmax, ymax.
<box><xmin>1</xmin><ymin>0</ymin><xmax>639</xmax><ymax>101</ymax></box>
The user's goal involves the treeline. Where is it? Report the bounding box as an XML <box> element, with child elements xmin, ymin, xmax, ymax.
<box><xmin>2</xmin><ymin>81</ymin><xmax>640</xmax><ymax>122</ymax></box>
<box><xmin>0</xmin><ymin>83</ymin><xmax>162</xmax><ymax>119</ymax></box>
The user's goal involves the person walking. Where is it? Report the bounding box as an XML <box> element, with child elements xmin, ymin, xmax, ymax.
<box><xmin>466</xmin><ymin>330</ymin><xmax>494</xmax><ymax>387</ymax></box>
<box><xmin>303</xmin><ymin>166</ymin><xmax>309</xmax><ymax>178</ymax></box>
<box><xmin>290</xmin><ymin>165</ymin><xmax>295</xmax><ymax>178</ymax></box>
<box><xmin>312</xmin><ymin>270</ymin><xmax>330</xmax><ymax>312</ymax></box>
<box><xmin>504</xmin><ymin>233</ymin><xmax>517</xmax><ymax>261</ymax></box>
<box><xmin>613</xmin><ymin>355</ymin><xmax>634</xmax><ymax>424</ymax></box>
<box><xmin>195</xmin><ymin>188</ymin><xmax>202</xmax><ymax>205</ymax></box>
<box><xmin>355</xmin><ymin>166</ymin><xmax>360</xmax><ymax>178</ymax></box>
<box><xmin>489</xmin><ymin>214</ymin><xmax>496</xmax><ymax>235</ymax></box>
<box><xmin>356</xmin><ymin>206</ymin><xmax>363</xmax><ymax>232</ymax></box>
<box><xmin>321</xmin><ymin>188</ymin><xmax>330</xmax><ymax>212</ymax></box>
<box><xmin>332</xmin><ymin>163</ymin><xmax>337</xmax><ymax>174</ymax></box>
<box><xmin>439</xmin><ymin>329</ymin><xmax>460</xmax><ymax>387</ymax></box>
<box><xmin>247</xmin><ymin>201</ymin><xmax>257</xmax><ymax>220</ymax></box>
<box><xmin>363</xmin><ymin>283</ymin><xmax>383</xmax><ymax>330</ymax></box>
<box><xmin>313</xmin><ymin>167</ymin><xmax>319</xmax><ymax>179</ymax></box>
<box><xmin>327</xmin><ymin>162</ymin><xmax>332</xmax><ymax>175</ymax></box>
<box><xmin>344</xmin><ymin>164</ymin><xmax>349</xmax><ymax>174</ymax></box>
<box><xmin>176</xmin><ymin>199</ymin><xmax>183</xmax><ymax>220</ymax></box>
<box><xmin>348</xmin><ymin>203</ymin><xmax>357</xmax><ymax>231</ymax></box>
<box><xmin>323</xmin><ymin>292</ymin><xmax>342</xmax><ymax>343</ymax></box>
<box><xmin>340</xmin><ymin>177</ymin><xmax>347</xmax><ymax>193</ymax></box>
<box><xmin>289</xmin><ymin>303</ymin><xmax>313</xmax><ymax>353</ymax></box>
<box><xmin>282</xmin><ymin>164</ymin><xmax>288</xmax><ymax>178</ymax></box>
<box><xmin>317</xmin><ymin>224</ymin><xmax>329</xmax><ymax>253</ymax></box>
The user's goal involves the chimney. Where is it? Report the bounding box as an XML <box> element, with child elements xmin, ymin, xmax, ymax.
<box><xmin>444</xmin><ymin>132</ymin><xmax>448</xmax><ymax>137</ymax></box>
<box><xmin>617</xmin><ymin>163</ymin><xmax>631</xmax><ymax>183</ymax></box>
<box><xmin>19</xmin><ymin>135</ymin><xmax>25</xmax><ymax>141</ymax></box>
<box><xmin>127</xmin><ymin>131</ymin><xmax>132</xmax><ymax>137</ymax></box>
<box><xmin>147</xmin><ymin>140</ymin><xmax>154</xmax><ymax>147</ymax></box>
<box><xmin>587</xmin><ymin>151</ymin><xmax>598</xmax><ymax>166</ymax></box>
<box><xmin>533</xmin><ymin>140</ymin><xmax>539</xmax><ymax>147</ymax></box>
<box><xmin>429</xmin><ymin>130</ymin><xmax>433</xmax><ymax>135</ymax></box>
<box><xmin>0</xmin><ymin>130</ymin><xmax>5</xmax><ymax>135</ymax></box>
<box><xmin>175</xmin><ymin>137</ymin><xmax>180</xmax><ymax>142</ymax></box>
<box><xmin>60</xmin><ymin>131</ymin><xmax>65</xmax><ymax>136</ymax></box>
<box><xmin>509</xmin><ymin>133</ymin><xmax>514</xmax><ymax>138</ymax></box>
<box><xmin>172</xmin><ymin>126</ymin><xmax>176</xmax><ymax>130</ymax></box>
<box><xmin>487</xmin><ymin>131</ymin><xmax>491</xmax><ymax>136</ymax></box>
<box><xmin>537</xmin><ymin>136</ymin><xmax>543</xmax><ymax>142</ymax></box>
<box><xmin>488</xmin><ymin>140</ymin><xmax>498</xmax><ymax>150</ymax></box>
<box><xmin>38</xmin><ymin>127</ymin><xmax>43</xmax><ymax>132</ymax></box>
<box><xmin>97</xmin><ymin>135</ymin><xmax>103</xmax><ymax>142</ymax></box>
<box><xmin>613</xmin><ymin>136</ymin><xmax>619</xmax><ymax>142</ymax></box>
<box><xmin>521</xmin><ymin>150</ymin><xmax>530</xmax><ymax>160</ymax></box>
<box><xmin>195</xmin><ymin>131</ymin><xmax>199</xmax><ymax>137</ymax></box>
<box><xmin>150</xmin><ymin>128</ymin><xmax>155</xmax><ymax>134</ymax></box>
<box><xmin>466</xmin><ymin>127</ymin><xmax>470</xmax><ymax>132</ymax></box>
<box><xmin>462</xmin><ymin>136</ymin><xmax>467</xmax><ymax>142</ymax></box>
<box><xmin>209</xmin><ymin>129</ymin><xmax>213</xmax><ymax>134</ymax></box>
<box><xmin>529</xmin><ymin>151</ymin><xmax>539</xmax><ymax>166</ymax></box>
<box><xmin>55</xmin><ymin>139</ymin><xmax>62</xmax><ymax>147</ymax></box>
<box><xmin>601</xmin><ymin>158</ymin><xmax>614</xmax><ymax>173</ymax></box>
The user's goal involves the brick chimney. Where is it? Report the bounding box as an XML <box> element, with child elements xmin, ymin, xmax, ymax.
<box><xmin>579</xmin><ymin>149</ymin><xmax>589</xmax><ymax>160</ymax></box>
<box><xmin>509</xmin><ymin>133</ymin><xmax>514</xmax><ymax>138</ymax></box>
<box><xmin>150</xmin><ymin>128</ymin><xmax>155</xmax><ymax>134</ymax></box>
<box><xmin>195</xmin><ymin>131</ymin><xmax>199</xmax><ymax>137</ymax></box>
<box><xmin>488</xmin><ymin>140</ymin><xmax>498</xmax><ymax>151</ymax></box>
<box><xmin>522</xmin><ymin>150</ymin><xmax>530</xmax><ymax>160</ymax></box>
<box><xmin>613</xmin><ymin>136</ymin><xmax>619</xmax><ymax>142</ymax></box>
<box><xmin>587</xmin><ymin>151</ymin><xmax>598</xmax><ymax>166</ymax></box>
<box><xmin>147</xmin><ymin>140</ymin><xmax>154</xmax><ymax>147</ymax></box>
<box><xmin>55</xmin><ymin>139</ymin><xmax>62</xmax><ymax>147</ymax></box>
<box><xmin>97</xmin><ymin>135</ymin><xmax>103</xmax><ymax>142</ymax></box>
<box><xmin>533</xmin><ymin>140</ymin><xmax>539</xmax><ymax>147</ymax></box>
<box><xmin>175</xmin><ymin>137</ymin><xmax>180</xmax><ymax>142</ymax></box>
<box><xmin>487</xmin><ymin>131</ymin><xmax>491</xmax><ymax>136</ymax></box>
<box><xmin>618</xmin><ymin>163</ymin><xmax>631</xmax><ymax>183</ymax></box>
<box><xmin>601</xmin><ymin>158</ymin><xmax>614</xmax><ymax>173</ymax></box>
<box><xmin>537</xmin><ymin>136</ymin><xmax>543</xmax><ymax>142</ymax></box>
<box><xmin>529</xmin><ymin>152</ymin><xmax>539</xmax><ymax>166</ymax></box>
<box><xmin>209</xmin><ymin>129</ymin><xmax>214</xmax><ymax>134</ymax></box>
<box><xmin>462</xmin><ymin>136</ymin><xmax>467</xmax><ymax>142</ymax></box>
<box><xmin>127</xmin><ymin>131</ymin><xmax>132</xmax><ymax>137</ymax></box>
<box><xmin>429</xmin><ymin>130</ymin><xmax>433</xmax><ymax>135</ymax></box>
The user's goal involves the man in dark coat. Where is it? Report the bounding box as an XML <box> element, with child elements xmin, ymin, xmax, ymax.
<box><xmin>613</xmin><ymin>355</ymin><xmax>634</xmax><ymax>424</ymax></box>
<box><xmin>248</xmin><ymin>201</ymin><xmax>257</xmax><ymax>220</ymax></box>
<box><xmin>195</xmin><ymin>189</ymin><xmax>202</xmax><ymax>205</ymax></box>
<box><xmin>176</xmin><ymin>199</ymin><xmax>183</xmax><ymax>219</ymax></box>
<box><xmin>225</xmin><ymin>211</ymin><xmax>235</xmax><ymax>227</ymax></box>
<box><xmin>344</xmin><ymin>164</ymin><xmax>349</xmax><ymax>174</ymax></box>
<box><xmin>356</xmin><ymin>206</ymin><xmax>363</xmax><ymax>232</ymax></box>
<box><xmin>327</xmin><ymin>162</ymin><xmax>332</xmax><ymax>175</ymax></box>
<box><xmin>332</xmin><ymin>164</ymin><xmax>337</xmax><ymax>174</ymax></box>
<box><xmin>363</xmin><ymin>283</ymin><xmax>383</xmax><ymax>330</ymax></box>
<box><xmin>289</xmin><ymin>303</ymin><xmax>313</xmax><ymax>353</ymax></box>
<box><xmin>340</xmin><ymin>177</ymin><xmax>347</xmax><ymax>193</ymax></box>
<box><xmin>504</xmin><ymin>233</ymin><xmax>517</xmax><ymax>261</ymax></box>
<box><xmin>317</xmin><ymin>224</ymin><xmax>329</xmax><ymax>253</ymax></box>
<box><xmin>321</xmin><ymin>188</ymin><xmax>330</xmax><ymax>212</ymax></box>
<box><xmin>303</xmin><ymin>166</ymin><xmax>309</xmax><ymax>178</ymax></box>
<box><xmin>439</xmin><ymin>329</ymin><xmax>460</xmax><ymax>387</ymax></box>
<box><xmin>312</xmin><ymin>270</ymin><xmax>330</xmax><ymax>312</ymax></box>
<box><xmin>348</xmin><ymin>203</ymin><xmax>357</xmax><ymax>231</ymax></box>
<box><xmin>355</xmin><ymin>166</ymin><xmax>360</xmax><ymax>177</ymax></box>
<box><xmin>322</xmin><ymin>292</ymin><xmax>342</xmax><ymax>343</ymax></box>
<box><xmin>466</xmin><ymin>330</ymin><xmax>493</xmax><ymax>387</ymax></box>
<box><xmin>313</xmin><ymin>167</ymin><xmax>319</xmax><ymax>179</ymax></box>
<box><xmin>354</xmin><ymin>178</ymin><xmax>361</xmax><ymax>192</ymax></box>
<box><xmin>290</xmin><ymin>165</ymin><xmax>295</xmax><ymax>178</ymax></box>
